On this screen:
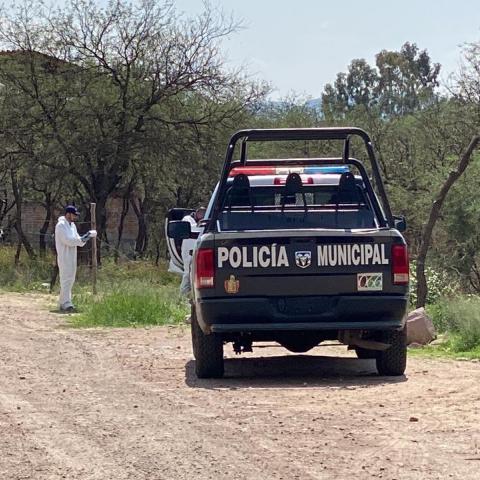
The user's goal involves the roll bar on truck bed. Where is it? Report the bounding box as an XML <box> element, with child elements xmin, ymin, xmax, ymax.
<box><xmin>206</xmin><ymin>128</ymin><xmax>394</xmax><ymax>232</ymax></box>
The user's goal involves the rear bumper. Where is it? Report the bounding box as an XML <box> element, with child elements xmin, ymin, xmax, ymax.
<box><xmin>195</xmin><ymin>295</ymin><xmax>408</xmax><ymax>333</ymax></box>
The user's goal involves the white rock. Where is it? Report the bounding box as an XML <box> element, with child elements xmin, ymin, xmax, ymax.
<box><xmin>406</xmin><ymin>307</ymin><xmax>436</xmax><ymax>345</ymax></box>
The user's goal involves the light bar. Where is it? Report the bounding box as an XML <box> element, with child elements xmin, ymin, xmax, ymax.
<box><xmin>229</xmin><ymin>165</ymin><xmax>350</xmax><ymax>177</ymax></box>
<box><xmin>304</xmin><ymin>166</ymin><xmax>349</xmax><ymax>174</ymax></box>
<box><xmin>275</xmin><ymin>167</ymin><xmax>304</xmax><ymax>175</ymax></box>
<box><xmin>273</xmin><ymin>176</ymin><xmax>314</xmax><ymax>185</ymax></box>
<box><xmin>229</xmin><ymin>167</ymin><xmax>276</xmax><ymax>177</ymax></box>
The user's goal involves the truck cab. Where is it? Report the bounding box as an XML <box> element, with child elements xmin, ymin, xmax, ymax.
<box><xmin>167</xmin><ymin>128</ymin><xmax>409</xmax><ymax>378</ymax></box>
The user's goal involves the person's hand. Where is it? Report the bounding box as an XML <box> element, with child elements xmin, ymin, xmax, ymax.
<box><xmin>80</xmin><ymin>230</ymin><xmax>97</xmax><ymax>242</ymax></box>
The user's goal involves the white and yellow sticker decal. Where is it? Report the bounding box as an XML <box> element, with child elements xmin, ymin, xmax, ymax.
<box><xmin>357</xmin><ymin>273</ymin><xmax>383</xmax><ymax>291</ymax></box>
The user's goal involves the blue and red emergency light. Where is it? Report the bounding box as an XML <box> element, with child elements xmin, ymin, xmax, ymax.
<box><xmin>228</xmin><ymin>166</ymin><xmax>349</xmax><ymax>177</ymax></box>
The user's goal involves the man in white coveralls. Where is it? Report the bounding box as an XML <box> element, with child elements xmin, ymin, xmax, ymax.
<box><xmin>55</xmin><ymin>205</ymin><xmax>97</xmax><ymax>312</ymax></box>
<box><xmin>180</xmin><ymin>207</ymin><xmax>206</xmax><ymax>296</ymax></box>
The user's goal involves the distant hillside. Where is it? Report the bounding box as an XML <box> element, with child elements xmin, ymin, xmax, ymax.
<box><xmin>258</xmin><ymin>97</ymin><xmax>322</xmax><ymax>113</ymax></box>
<box><xmin>305</xmin><ymin>98</ymin><xmax>322</xmax><ymax>111</ymax></box>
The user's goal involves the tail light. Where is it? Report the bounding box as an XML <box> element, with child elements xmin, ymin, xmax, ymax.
<box><xmin>195</xmin><ymin>248</ymin><xmax>214</xmax><ymax>288</ymax></box>
<box><xmin>392</xmin><ymin>244</ymin><xmax>409</xmax><ymax>285</ymax></box>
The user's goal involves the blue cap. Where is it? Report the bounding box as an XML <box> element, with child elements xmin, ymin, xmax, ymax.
<box><xmin>65</xmin><ymin>205</ymin><xmax>80</xmax><ymax>215</ymax></box>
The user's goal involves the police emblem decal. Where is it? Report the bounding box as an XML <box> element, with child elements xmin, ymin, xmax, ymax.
<box><xmin>224</xmin><ymin>275</ymin><xmax>240</xmax><ymax>294</ymax></box>
<box><xmin>295</xmin><ymin>251</ymin><xmax>312</xmax><ymax>268</ymax></box>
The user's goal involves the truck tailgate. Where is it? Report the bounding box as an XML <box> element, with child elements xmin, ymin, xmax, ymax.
<box><xmin>208</xmin><ymin>230</ymin><xmax>405</xmax><ymax>298</ymax></box>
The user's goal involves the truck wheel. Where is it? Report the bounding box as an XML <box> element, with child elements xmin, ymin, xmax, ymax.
<box><xmin>354</xmin><ymin>347</ymin><xmax>377</xmax><ymax>359</ymax></box>
<box><xmin>376</xmin><ymin>328</ymin><xmax>407</xmax><ymax>376</ymax></box>
<box><xmin>191</xmin><ymin>307</ymin><xmax>224</xmax><ymax>379</ymax></box>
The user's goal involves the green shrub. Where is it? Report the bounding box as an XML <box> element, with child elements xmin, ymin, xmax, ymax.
<box><xmin>1</xmin><ymin>246</ymin><xmax>188</xmax><ymax>329</ymax></box>
<box><xmin>0</xmin><ymin>246</ymin><xmax>53</xmax><ymax>291</ymax></box>
<box><xmin>426</xmin><ymin>301</ymin><xmax>451</xmax><ymax>333</ymax></box>
<box><xmin>71</xmin><ymin>283</ymin><xmax>188</xmax><ymax>328</ymax></box>
<box><xmin>95</xmin><ymin>258</ymin><xmax>179</xmax><ymax>287</ymax></box>
<box><xmin>409</xmin><ymin>261</ymin><xmax>459</xmax><ymax>306</ymax></box>
<box><xmin>0</xmin><ymin>246</ymin><xmax>179</xmax><ymax>292</ymax></box>
<box><xmin>428</xmin><ymin>295</ymin><xmax>480</xmax><ymax>351</ymax></box>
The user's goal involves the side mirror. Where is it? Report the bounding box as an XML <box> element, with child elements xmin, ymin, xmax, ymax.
<box><xmin>393</xmin><ymin>215</ymin><xmax>407</xmax><ymax>233</ymax></box>
<box><xmin>167</xmin><ymin>220</ymin><xmax>191</xmax><ymax>240</ymax></box>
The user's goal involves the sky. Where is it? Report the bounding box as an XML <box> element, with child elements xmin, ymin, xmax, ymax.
<box><xmin>174</xmin><ymin>0</ymin><xmax>480</xmax><ymax>99</ymax></box>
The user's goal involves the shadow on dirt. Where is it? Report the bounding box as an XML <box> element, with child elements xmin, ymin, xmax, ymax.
<box><xmin>184</xmin><ymin>354</ymin><xmax>407</xmax><ymax>389</ymax></box>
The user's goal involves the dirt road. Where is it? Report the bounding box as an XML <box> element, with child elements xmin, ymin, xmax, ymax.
<box><xmin>0</xmin><ymin>292</ymin><xmax>479</xmax><ymax>480</ymax></box>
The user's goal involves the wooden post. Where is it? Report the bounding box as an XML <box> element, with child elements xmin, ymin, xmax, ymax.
<box><xmin>90</xmin><ymin>202</ymin><xmax>97</xmax><ymax>295</ymax></box>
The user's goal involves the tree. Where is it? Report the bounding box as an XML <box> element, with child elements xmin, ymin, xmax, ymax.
<box><xmin>0</xmin><ymin>0</ymin><xmax>267</xmax><ymax>260</ymax></box>
<box><xmin>322</xmin><ymin>59</ymin><xmax>378</xmax><ymax>119</ymax></box>
<box><xmin>0</xmin><ymin>159</ymin><xmax>16</xmax><ymax>234</ymax></box>
<box><xmin>376</xmin><ymin>42</ymin><xmax>440</xmax><ymax>116</ymax></box>
<box><xmin>322</xmin><ymin>42</ymin><xmax>440</xmax><ymax>119</ymax></box>
<box><xmin>415</xmin><ymin>135</ymin><xmax>480</xmax><ymax>307</ymax></box>
<box><xmin>129</xmin><ymin>89</ymin><xmax>260</xmax><ymax>258</ymax></box>
<box><xmin>320</xmin><ymin>41</ymin><xmax>480</xmax><ymax>305</ymax></box>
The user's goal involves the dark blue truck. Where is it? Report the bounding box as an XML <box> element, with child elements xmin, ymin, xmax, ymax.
<box><xmin>167</xmin><ymin>128</ymin><xmax>409</xmax><ymax>378</ymax></box>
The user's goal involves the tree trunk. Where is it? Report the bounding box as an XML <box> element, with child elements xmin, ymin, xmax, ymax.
<box><xmin>130</xmin><ymin>197</ymin><xmax>148</xmax><ymax>258</ymax></box>
<box><xmin>14</xmin><ymin>241</ymin><xmax>22</xmax><ymax>266</ymax></box>
<box><xmin>90</xmin><ymin>169</ymin><xmax>122</xmax><ymax>264</ymax></box>
<box><xmin>78</xmin><ymin>197</ymin><xmax>108</xmax><ymax>266</ymax></box>
<box><xmin>416</xmin><ymin>135</ymin><xmax>480</xmax><ymax>307</ymax></box>
<box><xmin>115</xmin><ymin>185</ymin><xmax>132</xmax><ymax>263</ymax></box>
<box><xmin>10</xmin><ymin>169</ymin><xmax>36</xmax><ymax>259</ymax></box>
<box><xmin>155</xmin><ymin>239</ymin><xmax>160</xmax><ymax>266</ymax></box>
<box><xmin>96</xmin><ymin>197</ymin><xmax>108</xmax><ymax>265</ymax></box>
<box><xmin>39</xmin><ymin>192</ymin><xmax>53</xmax><ymax>257</ymax></box>
<box><xmin>0</xmin><ymin>187</ymin><xmax>16</xmax><ymax>227</ymax></box>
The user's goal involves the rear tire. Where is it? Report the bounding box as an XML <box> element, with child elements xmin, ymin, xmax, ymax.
<box><xmin>191</xmin><ymin>306</ymin><xmax>224</xmax><ymax>379</ymax></box>
<box><xmin>376</xmin><ymin>328</ymin><xmax>407</xmax><ymax>376</ymax></box>
<box><xmin>354</xmin><ymin>347</ymin><xmax>377</xmax><ymax>359</ymax></box>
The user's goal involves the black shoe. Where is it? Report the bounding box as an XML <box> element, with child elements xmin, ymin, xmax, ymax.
<box><xmin>60</xmin><ymin>306</ymin><xmax>76</xmax><ymax>313</ymax></box>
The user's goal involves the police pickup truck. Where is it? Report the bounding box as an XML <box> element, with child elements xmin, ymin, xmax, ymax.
<box><xmin>167</xmin><ymin>128</ymin><xmax>409</xmax><ymax>378</ymax></box>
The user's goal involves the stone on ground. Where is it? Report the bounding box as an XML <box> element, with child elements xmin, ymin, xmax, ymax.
<box><xmin>406</xmin><ymin>307</ymin><xmax>436</xmax><ymax>345</ymax></box>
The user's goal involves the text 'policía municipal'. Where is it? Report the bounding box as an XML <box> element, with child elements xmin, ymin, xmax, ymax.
<box><xmin>217</xmin><ymin>244</ymin><xmax>390</xmax><ymax>269</ymax></box>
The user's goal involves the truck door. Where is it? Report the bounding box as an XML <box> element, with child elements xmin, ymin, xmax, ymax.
<box><xmin>165</xmin><ymin>208</ymin><xmax>194</xmax><ymax>272</ymax></box>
